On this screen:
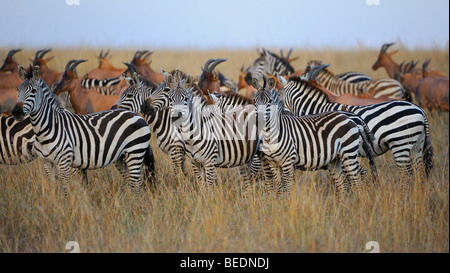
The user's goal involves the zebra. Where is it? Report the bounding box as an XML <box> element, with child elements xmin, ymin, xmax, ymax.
<box><xmin>11</xmin><ymin>65</ymin><xmax>154</xmax><ymax>197</ymax></box>
<box><xmin>336</xmin><ymin>71</ymin><xmax>372</xmax><ymax>83</ymax></box>
<box><xmin>246</xmin><ymin>48</ymin><xmax>296</xmax><ymax>84</ymax></box>
<box><xmin>0</xmin><ymin>115</ymin><xmax>35</xmax><ymax>165</ymax></box>
<box><xmin>81</xmin><ymin>76</ymin><xmax>122</xmax><ymax>95</ymax></box>
<box><xmin>305</xmin><ymin>60</ymin><xmax>409</xmax><ymax>100</ymax></box>
<box><xmin>111</xmin><ymin>72</ymin><xmax>188</xmax><ymax>176</ymax></box>
<box><xmin>252</xmin><ymin>76</ymin><xmax>375</xmax><ymax>196</ymax></box>
<box><xmin>278</xmin><ymin>71</ymin><xmax>433</xmax><ymax>190</ymax></box>
<box><xmin>141</xmin><ymin>69</ymin><xmax>260</xmax><ymax>193</ymax></box>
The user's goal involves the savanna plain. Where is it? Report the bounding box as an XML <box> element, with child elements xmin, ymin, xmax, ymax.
<box><xmin>0</xmin><ymin>47</ymin><xmax>448</xmax><ymax>252</ymax></box>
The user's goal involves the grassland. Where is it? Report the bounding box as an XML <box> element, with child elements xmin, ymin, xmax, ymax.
<box><xmin>0</xmin><ymin>47</ymin><xmax>448</xmax><ymax>252</ymax></box>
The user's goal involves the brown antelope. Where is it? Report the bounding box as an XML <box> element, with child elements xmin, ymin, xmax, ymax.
<box><xmin>32</xmin><ymin>48</ymin><xmax>64</xmax><ymax>86</ymax></box>
<box><xmin>0</xmin><ymin>88</ymin><xmax>18</xmax><ymax>115</ymax></box>
<box><xmin>86</xmin><ymin>49</ymin><xmax>126</xmax><ymax>79</ymax></box>
<box><xmin>0</xmin><ymin>49</ymin><xmax>22</xmax><ymax>89</ymax></box>
<box><xmin>372</xmin><ymin>43</ymin><xmax>423</xmax><ymax>79</ymax></box>
<box><xmin>130</xmin><ymin>50</ymin><xmax>164</xmax><ymax>84</ymax></box>
<box><xmin>197</xmin><ymin>58</ymin><xmax>239</xmax><ymax>97</ymax></box>
<box><xmin>395</xmin><ymin>65</ymin><xmax>449</xmax><ymax>112</ymax></box>
<box><xmin>422</xmin><ymin>59</ymin><xmax>448</xmax><ymax>78</ymax></box>
<box><xmin>55</xmin><ymin>60</ymin><xmax>120</xmax><ymax>114</ymax></box>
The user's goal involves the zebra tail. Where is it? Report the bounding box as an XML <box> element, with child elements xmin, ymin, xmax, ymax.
<box><xmin>143</xmin><ymin>145</ymin><xmax>157</xmax><ymax>189</ymax></box>
<box><xmin>358</xmin><ymin>120</ymin><xmax>378</xmax><ymax>179</ymax></box>
<box><xmin>422</xmin><ymin>113</ymin><xmax>433</xmax><ymax>177</ymax></box>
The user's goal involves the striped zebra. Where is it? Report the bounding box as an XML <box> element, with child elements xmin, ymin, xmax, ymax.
<box><xmin>11</xmin><ymin>65</ymin><xmax>154</xmax><ymax>196</ymax></box>
<box><xmin>336</xmin><ymin>71</ymin><xmax>372</xmax><ymax>83</ymax></box>
<box><xmin>0</xmin><ymin>115</ymin><xmax>35</xmax><ymax>165</ymax></box>
<box><xmin>305</xmin><ymin>60</ymin><xmax>409</xmax><ymax>100</ymax></box>
<box><xmin>141</xmin><ymin>70</ymin><xmax>260</xmax><ymax>192</ymax></box>
<box><xmin>246</xmin><ymin>48</ymin><xmax>296</xmax><ymax>83</ymax></box>
<box><xmin>278</xmin><ymin>73</ymin><xmax>433</xmax><ymax>190</ymax></box>
<box><xmin>111</xmin><ymin>73</ymin><xmax>188</xmax><ymax>176</ymax></box>
<box><xmin>81</xmin><ymin>76</ymin><xmax>122</xmax><ymax>95</ymax></box>
<box><xmin>252</xmin><ymin>77</ymin><xmax>374</xmax><ymax>196</ymax></box>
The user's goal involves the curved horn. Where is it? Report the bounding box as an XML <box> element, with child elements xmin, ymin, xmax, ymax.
<box><xmin>308</xmin><ymin>64</ymin><xmax>330</xmax><ymax>81</ymax></box>
<box><xmin>202</xmin><ymin>58</ymin><xmax>217</xmax><ymax>72</ymax></box>
<box><xmin>122</xmin><ymin>62</ymin><xmax>137</xmax><ymax>74</ymax></box>
<box><xmin>143</xmin><ymin>51</ymin><xmax>153</xmax><ymax>61</ymax></box>
<box><xmin>422</xmin><ymin>58</ymin><xmax>431</xmax><ymax>71</ymax></box>
<box><xmin>207</xmin><ymin>58</ymin><xmax>227</xmax><ymax>73</ymax></box>
<box><xmin>69</xmin><ymin>59</ymin><xmax>88</xmax><ymax>72</ymax></box>
<box><xmin>280</xmin><ymin>49</ymin><xmax>284</xmax><ymax>58</ymax></box>
<box><xmin>381</xmin><ymin>43</ymin><xmax>395</xmax><ymax>53</ymax></box>
<box><xmin>39</xmin><ymin>48</ymin><xmax>52</xmax><ymax>59</ymax></box>
<box><xmin>287</xmin><ymin>48</ymin><xmax>293</xmax><ymax>58</ymax></box>
<box><xmin>6</xmin><ymin>49</ymin><xmax>22</xmax><ymax>58</ymax></box>
<box><xmin>103</xmin><ymin>49</ymin><xmax>110</xmax><ymax>58</ymax></box>
<box><xmin>64</xmin><ymin>60</ymin><xmax>77</xmax><ymax>72</ymax></box>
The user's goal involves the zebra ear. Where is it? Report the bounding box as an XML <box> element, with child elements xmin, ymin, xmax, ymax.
<box><xmin>32</xmin><ymin>65</ymin><xmax>41</xmax><ymax>81</ymax></box>
<box><xmin>267</xmin><ymin>77</ymin><xmax>276</xmax><ymax>90</ymax></box>
<box><xmin>132</xmin><ymin>72</ymin><xmax>139</xmax><ymax>84</ymax></box>
<box><xmin>18</xmin><ymin>65</ymin><xmax>27</xmax><ymax>80</ymax></box>
<box><xmin>185</xmin><ymin>75</ymin><xmax>194</xmax><ymax>88</ymax></box>
<box><xmin>166</xmin><ymin>74</ymin><xmax>174</xmax><ymax>89</ymax></box>
<box><xmin>251</xmin><ymin>78</ymin><xmax>262</xmax><ymax>90</ymax></box>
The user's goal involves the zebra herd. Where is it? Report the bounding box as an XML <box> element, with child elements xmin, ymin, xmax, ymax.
<box><xmin>0</xmin><ymin>48</ymin><xmax>434</xmax><ymax>199</ymax></box>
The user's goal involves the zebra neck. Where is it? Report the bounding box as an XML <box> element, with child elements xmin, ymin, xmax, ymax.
<box><xmin>30</xmin><ymin>88</ymin><xmax>65</xmax><ymax>134</ymax></box>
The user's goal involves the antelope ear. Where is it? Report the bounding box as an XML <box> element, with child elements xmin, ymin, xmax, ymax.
<box><xmin>18</xmin><ymin>65</ymin><xmax>27</xmax><ymax>80</ymax></box>
<box><xmin>267</xmin><ymin>77</ymin><xmax>276</xmax><ymax>90</ymax></box>
<box><xmin>33</xmin><ymin>65</ymin><xmax>41</xmax><ymax>81</ymax></box>
<box><xmin>251</xmin><ymin>78</ymin><xmax>262</xmax><ymax>90</ymax></box>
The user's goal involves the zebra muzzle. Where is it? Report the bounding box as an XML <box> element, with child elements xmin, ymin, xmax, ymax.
<box><xmin>11</xmin><ymin>104</ymin><xmax>25</xmax><ymax>121</ymax></box>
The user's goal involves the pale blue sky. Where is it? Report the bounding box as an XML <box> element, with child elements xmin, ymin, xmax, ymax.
<box><xmin>0</xmin><ymin>0</ymin><xmax>448</xmax><ymax>49</ymax></box>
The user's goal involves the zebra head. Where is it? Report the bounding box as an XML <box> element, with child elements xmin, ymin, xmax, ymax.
<box><xmin>140</xmin><ymin>69</ymin><xmax>179</xmax><ymax>116</ymax></box>
<box><xmin>12</xmin><ymin>65</ymin><xmax>44</xmax><ymax>121</ymax></box>
<box><xmin>112</xmin><ymin>72</ymin><xmax>157</xmax><ymax>113</ymax></box>
<box><xmin>252</xmin><ymin>75</ymin><xmax>280</xmax><ymax>122</ymax></box>
<box><xmin>167</xmin><ymin>70</ymin><xmax>195</xmax><ymax>122</ymax></box>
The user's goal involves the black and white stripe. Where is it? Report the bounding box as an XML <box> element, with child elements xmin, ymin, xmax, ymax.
<box><xmin>279</xmin><ymin>75</ymin><xmax>433</xmax><ymax>189</ymax></box>
<box><xmin>336</xmin><ymin>71</ymin><xmax>372</xmax><ymax>83</ymax></box>
<box><xmin>252</xmin><ymin>77</ymin><xmax>373</xmax><ymax>196</ymax></box>
<box><xmin>247</xmin><ymin>48</ymin><xmax>295</xmax><ymax>83</ymax></box>
<box><xmin>12</xmin><ymin>65</ymin><xmax>154</xmax><ymax>196</ymax></box>
<box><xmin>112</xmin><ymin>73</ymin><xmax>188</xmax><ymax>176</ymax></box>
<box><xmin>81</xmin><ymin>76</ymin><xmax>122</xmax><ymax>95</ymax></box>
<box><xmin>0</xmin><ymin>115</ymin><xmax>35</xmax><ymax>165</ymax></box>
<box><xmin>142</xmin><ymin>70</ymin><xmax>259</xmax><ymax>192</ymax></box>
<box><xmin>305</xmin><ymin>60</ymin><xmax>408</xmax><ymax>100</ymax></box>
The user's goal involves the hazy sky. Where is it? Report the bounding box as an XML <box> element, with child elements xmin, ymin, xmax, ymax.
<box><xmin>0</xmin><ymin>0</ymin><xmax>448</xmax><ymax>50</ymax></box>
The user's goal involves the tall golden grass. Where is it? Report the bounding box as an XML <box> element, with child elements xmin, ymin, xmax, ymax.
<box><xmin>0</xmin><ymin>47</ymin><xmax>448</xmax><ymax>252</ymax></box>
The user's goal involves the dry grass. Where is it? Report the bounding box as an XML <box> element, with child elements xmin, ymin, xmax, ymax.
<box><xmin>0</xmin><ymin>47</ymin><xmax>448</xmax><ymax>253</ymax></box>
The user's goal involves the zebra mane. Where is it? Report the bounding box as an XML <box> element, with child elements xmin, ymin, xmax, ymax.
<box><xmin>39</xmin><ymin>79</ymin><xmax>64</xmax><ymax>112</ymax></box>
<box><xmin>188</xmin><ymin>84</ymin><xmax>209</xmax><ymax>109</ymax></box>
<box><xmin>264</xmin><ymin>49</ymin><xmax>295</xmax><ymax>75</ymax></box>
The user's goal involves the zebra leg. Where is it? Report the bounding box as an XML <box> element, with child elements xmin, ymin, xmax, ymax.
<box><xmin>43</xmin><ymin>162</ymin><xmax>57</xmax><ymax>183</ymax></box>
<box><xmin>328</xmin><ymin>160</ymin><xmax>347</xmax><ymax>199</ymax></box>
<box><xmin>341</xmin><ymin>156</ymin><xmax>363</xmax><ymax>195</ymax></box>
<box><xmin>204</xmin><ymin>162</ymin><xmax>217</xmax><ymax>189</ymax></box>
<box><xmin>392</xmin><ymin>149</ymin><xmax>414</xmax><ymax>191</ymax></box>
<box><xmin>170</xmin><ymin>146</ymin><xmax>186</xmax><ymax>176</ymax></box>
<box><xmin>259</xmin><ymin>155</ymin><xmax>275</xmax><ymax>192</ymax></box>
<box><xmin>56</xmin><ymin>155</ymin><xmax>73</xmax><ymax>198</ymax></box>
<box><xmin>281</xmin><ymin>163</ymin><xmax>295</xmax><ymax>196</ymax></box>
<box><xmin>123</xmin><ymin>153</ymin><xmax>143</xmax><ymax>197</ymax></box>
<box><xmin>239</xmin><ymin>163</ymin><xmax>253</xmax><ymax>197</ymax></box>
